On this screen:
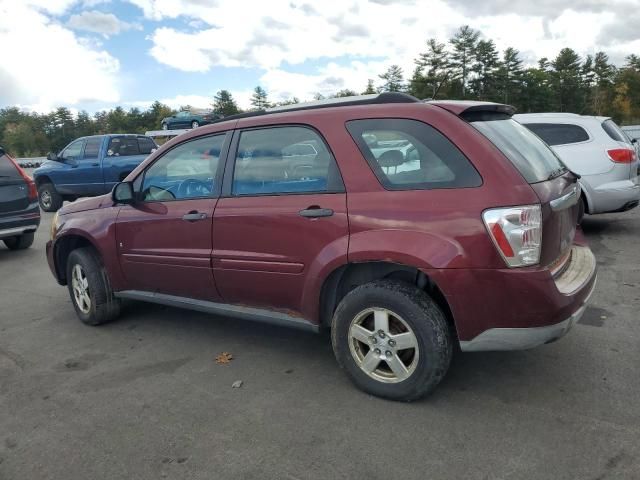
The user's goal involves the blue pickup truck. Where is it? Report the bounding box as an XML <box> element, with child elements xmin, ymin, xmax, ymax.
<box><xmin>33</xmin><ymin>134</ymin><xmax>157</xmax><ymax>211</ymax></box>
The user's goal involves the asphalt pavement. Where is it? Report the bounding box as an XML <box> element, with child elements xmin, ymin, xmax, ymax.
<box><xmin>0</xmin><ymin>208</ymin><xmax>639</xmax><ymax>480</ymax></box>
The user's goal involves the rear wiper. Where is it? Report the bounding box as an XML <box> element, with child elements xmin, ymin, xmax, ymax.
<box><xmin>546</xmin><ymin>168</ymin><xmax>565</xmax><ymax>180</ymax></box>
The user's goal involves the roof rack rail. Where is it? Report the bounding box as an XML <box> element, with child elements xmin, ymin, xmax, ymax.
<box><xmin>212</xmin><ymin>92</ymin><xmax>420</xmax><ymax>124</ymax></box>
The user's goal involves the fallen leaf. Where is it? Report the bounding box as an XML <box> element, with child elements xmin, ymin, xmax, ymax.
<box><xmin>232</xmin><ymin>380</ymin><xmax>243</xmax><ymax>388</ymax></box>
<box><xmin>215</xmin><ymin>352</ymin><xmax>233</xmax><ymax>364</ymax></box>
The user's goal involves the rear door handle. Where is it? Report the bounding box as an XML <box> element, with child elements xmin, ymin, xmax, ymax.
<box><xmin>298</xmin><ymin>207</ymin><xmax>334</xmax><ymax>218</ymax></box>
<box><xmin>182</xmin><ymin>211</ymin><xmax>208</xmax><ymax>222</ymax></box>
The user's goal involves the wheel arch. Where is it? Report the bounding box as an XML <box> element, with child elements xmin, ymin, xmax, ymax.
<box><xmin>53</xmin><ymin>233</ymin><xmax>102</xmax><ymax>285</ymax></box>
<box><xmin>317</xmin><ymin>261</ymin><xmax>458</xmax><ymax>342</ymax></box>
<box><xmin>34</xmin><ymin>174</ymin><xmax>53</xmax><ymax>188</ymax></box>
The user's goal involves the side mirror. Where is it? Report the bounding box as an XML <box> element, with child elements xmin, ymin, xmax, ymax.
<box><xmin>47</xmin><ymin>152</ymin><xmax>59</xmax><ymax>161</ymax></box>
<box><xmin>112</xmin><ymin>181</ymin><xmax>135</xmax><ymax>204</ymax></box>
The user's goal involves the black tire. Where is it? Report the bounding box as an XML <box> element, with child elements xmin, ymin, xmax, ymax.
<box><xmin>38</xmin><ymin>183</ymin><xmax>63</xmax><ymax>212</ymax></box>
<box><xmin>331</xmin><ymin>281</ymin><xmax>452</xmax><ymax>402</ymax></box>
<box><xmin>191</xmin><ymin>121</ymin><xmax>199</xmax><ymax>129</ymax></box>
<box><xmin>66</xmin><ymin>247</ymin><xmax>121</xmax><ymax>326</ymax></box>
<box><xmin>3</xmin><ymin>232</ymin><xmax>35</xmax><ymax>250</ymax></box>
<box><xmin>577</xmin><ymin>195</ymin><xmax>586</xmax><ymax>225</ymax></box>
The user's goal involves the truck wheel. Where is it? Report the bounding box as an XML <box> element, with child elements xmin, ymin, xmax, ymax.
<box><xmin>38</xmin><ymin>183</ymin><xmax>63</xmax><ymax>212</ymax></box>
<box><xmin>66</xmin><ymin>247</ymin><xmax>121</xmax><ymax>326</ymax></box>
<box><xmin>331</xmin><ymin>280</ymin><xmax>452</xmax><ymax>402</ymax></box>
<box><xmin>3</xmin><ymin>232</ymin><xmax>35</xmax><ymax>250</ymax></box>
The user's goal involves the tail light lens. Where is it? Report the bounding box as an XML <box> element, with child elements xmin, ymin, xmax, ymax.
<box><xmin>6</xmin><ymin>154</ymin><xmax>38</xmax><ymax>201</ymax></box>
<box><xmin>483</xmin><ymin>205</ymin><xmax>542</xmax><ymax>267</ymax></box>
<box><xmin>607</xmin><ymin>148</ymin><xmax>636</xmax><ymax>164</ymax></box>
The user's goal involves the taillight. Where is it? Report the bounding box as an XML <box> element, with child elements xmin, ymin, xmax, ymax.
<box><xmin>6</xmin><ymin>154</ymin><xmax>38</xmax><ymax>201</ymax></box>
<box><xmin>483</xmin><ymin>205</ymin><xmax>542</xmax><ymax>267</ymax></box>
<box><xmin>607</xmin><ymin>148</ymin><xmax>636</xmax><ymax>164</ymax></box>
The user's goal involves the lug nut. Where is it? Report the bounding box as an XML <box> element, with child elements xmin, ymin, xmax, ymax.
<box><xmin>374</xmin><ymin>348</ymin><xmax>381</xmax><ymax>355</ymax></box>
<box><xmin>370</xmin><ymin>336</ymin><xmax>378</xmax><ymax>344</ymax></box>
<box><xmin>378</xmin><ymin>330</ymin><xmax>386</xmax><ymax>338</ymax></box>
<box><xmin>388</xmin><ymin>339</ymin><xmax>396</xmax><ymax>347</ymax></box>
<box><xmin>385</xmin><ymin>351</ymin><xmax>392</xmax><ymax>357</ymax></box>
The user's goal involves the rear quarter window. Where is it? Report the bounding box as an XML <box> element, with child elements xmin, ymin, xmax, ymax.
<box><xmin>523</xmin><ymin>123</ymin><xmax>590</xmax><ymax>146</ymax></box>
<box><xmin>602</xmin><ymin>119</ymin><xmax>629</xmax><ymax>143</ymax></box>
<box><xmin>346</xmin><ymin>118</ymin><xmax>482</xmax><ymax>190</ymax></box>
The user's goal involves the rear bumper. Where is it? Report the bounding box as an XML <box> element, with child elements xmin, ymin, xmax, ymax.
<box><xmin>590</xmin><ymin>180</ymin><xmax>640</xmax><ymax>214</ymax></box>
<box><xmin>432</xmin><ymin>245</ymin><xmax>597</xmax><ymax>351</ymax></box>
<box><xmin>460</xmin><ymin>277</ymin><xmax>596</xmax><ymax>351</ymax></box>
<box><xmin>0</xmin><ymin>208</ymin><xmax>40</xmax><ymax>239</ymax></box>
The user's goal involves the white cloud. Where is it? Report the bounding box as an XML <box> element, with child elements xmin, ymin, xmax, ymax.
<box><xmin>0</xmin><ymin>2</ymin><xmax>121</xmax><ymax>111</ymax></box>
<box><xmin>67</xmin><ymin>10</ymin><xmax>142</xmax><ymax>37</ymax></box>
<box><xmin>126</xmin><ymin>90</ymin><xmax>255</xmax><ymax>111</ymax></box>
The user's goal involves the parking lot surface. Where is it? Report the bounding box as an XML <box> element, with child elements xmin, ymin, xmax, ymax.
<box><xmin>1</xmin><ymin>209</ymin><xmax>639</xmax><ymax>480</ymax></box>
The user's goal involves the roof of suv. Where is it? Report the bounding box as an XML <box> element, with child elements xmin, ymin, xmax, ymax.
<box><xmin>514</xmin><ymin>113</ymin><xmax>611</xmax><ymax>123</ymax></box>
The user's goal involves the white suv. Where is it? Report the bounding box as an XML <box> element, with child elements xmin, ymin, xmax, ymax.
<box><xmin>515</xmin><ymin>113</ymin><xmax>640</xmax><ymax>218</ymax></box>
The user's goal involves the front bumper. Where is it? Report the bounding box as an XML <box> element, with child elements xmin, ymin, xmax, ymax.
<box><xmin>460</xmin><ymin>277</ymin><xmax>596</xmax><ymax>351</ymax></box>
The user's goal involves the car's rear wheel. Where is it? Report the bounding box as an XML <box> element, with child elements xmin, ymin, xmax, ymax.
<box><xmin>331</xmin><ymin>280</ymin><xmax>452</xmax><ymax>401</ymax></box>
<box><xmin>38</xmin><ymin>183</ymin><xmax>63</xmax><ymax>212</ymax></box>
<box><xmin>191</xmin><ymin>120</ymin><xmax>200</xmax><ymax>129</ymax></box>
<box><xmin>66</xmin><ymin>248</ymin><xmax>121</xmax><ymax>326</ymax></box>
<box><xmin>577</xmin><ymin>195</ymin><xmax>587</xmax><ymax>224</ymax></box>
<box><xmin>3</xmin><ymin>232</ymin><xmax>35</xmax><ymax>250</ymax></box>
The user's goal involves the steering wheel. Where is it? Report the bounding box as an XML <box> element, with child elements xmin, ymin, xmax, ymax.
<box><xmin>177</xmin><ymin>178</ymin><xmax>212</xmax><ymax>198</ymax></box>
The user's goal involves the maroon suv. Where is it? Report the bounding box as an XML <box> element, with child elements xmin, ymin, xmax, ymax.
<box><xmin>46</xmin><ymin>93</ymin><xmax>596</xmax><ymax>401</ymax></box>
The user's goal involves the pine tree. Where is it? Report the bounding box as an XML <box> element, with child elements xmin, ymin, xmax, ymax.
<box><xmin>592</xmin><ymin>52</ymin><xmax>616</xmax><ymax>115</ymax></box>
<box><xmin>250</xmin><ymin>86</ymin><xmax>270</xmax><ymax>110</ymax></box>
<box><xmin>551</xmin><ymin>48</ymin><xmax>583</xmax><ymax>112</ymax></box>
<box><xmin>497</xmin><ymin>47</ymin><xmax>524</xmax><ymax>104</ymax></box>
<box><xmin>213</xmin><ymin>90</ymin><xmax>240</xmax><ymax>116</ymax></box>
<box><xmin>362</xmin><ymin>79</ymin><xmax>377</xmax><ymax>95</ymax></box>
<box><xmin>449</xmin><ymin>25</ymin><xmax>479</xmax><ymax>98</ymax></box>
<box><xmin>378</xmin><ymin>65</ymin><xmax>404</xmax><ymax>92</ymax></box>
<box><xmin>471</xmin><ymin>39</ymin><xmax>500</xmax><ymax>100</ymax></box>
<box><xmin>415</xmin><ymin>39</ymin><xmax>450</xmax><ymax>98</ymax></box>
<box><xmin>333</xmin><ymin>89</ymin><xmax>358</xmax><ymax>97</ymax></box>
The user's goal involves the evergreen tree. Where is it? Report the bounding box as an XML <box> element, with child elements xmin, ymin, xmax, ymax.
<box><xmin>449</xmin><ymin>25</ymin><xmax>479</xmax><ymax>98</ymax></box>
<box><xmin>333</xmin><ymin>89</ymin><xmax>359</xmax><ymax>97</ymax></box>
<box><xmin>250</xmin><ymin>86</ymin><xmax>270</xmax><ymax>109</ymax></box>
<box><xmin>213</xmin><ymin>90</ymin><xmax>240</xmax><ymax>116</ymax></box>
<box><xmin>362</xmin><ymin>79</ymin><xmax>377</xmax><ymax>95</ymax></box>
<box><xmin>551</xmin><ymin>48</ymin><xmax>583</xmax><ymax>112</ymax></box>
<box><xmin>470</xmin><ymin>39</ymin><xmax>500</xmax><ymax>100</ymax></box>
<box><xmin>415</xmin><ymin>39</ymin><xmax>450</xmax><ymax>98</ymax></box>
<box><xmin>497</xmin><ymin>47</ymin><xmax>524</xmax><ymax>104</ymax></box>
<box><xmin>378</xmin><ymin>65</ymin><xmax>404</xmax><ymax>92</ymax></box>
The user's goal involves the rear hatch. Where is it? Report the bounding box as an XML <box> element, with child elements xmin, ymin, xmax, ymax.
<box><xmin>0</xmin><ymin>153</ymin><xmax>30</xmax><ymax>215</ymax></box>
<box><xmin>601</xmin><ymin>118</ymin><xmax>640</xmax><ymax>183</ymax></box>
<box><xmin>466</xmin><ymin>110</ymin><xmax>579</xmax><ymax>267</ymax></box>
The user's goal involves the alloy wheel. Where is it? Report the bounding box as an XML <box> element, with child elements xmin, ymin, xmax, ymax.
<box><xmin>71</xmin><ymin>264</ymin><xmax>91</xmax><ymax>314</ymax></box>
<box><xmin>348</xmin><ymin>307</ymin><xmax>419</xmax><ymax>383</ymax></box>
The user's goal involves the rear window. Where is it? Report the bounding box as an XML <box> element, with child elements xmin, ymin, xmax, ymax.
<box><xmin>108</xmin><ymin>137</ymin><xmax>140</xmax><ymax>156</ymax></box>
<box><xmin>470</xmin><ymin>117</ymin><xmax>567</xmax><ymax>183</ymax></box>
<box><xmin>523</xmin><ymin>123</ymin><xmax>589</xmax><ymax>146</ymax></box>
<box><xmin>0</xmin><ymin>154</ymin><xmax>20</xmax><ymax>179</ymax></box>
<box><xmin>346</xmin><ymin>118</ymin><xmax>482</xmax><ymax>190</ymax></box>
<box><xmin>83</xmin><ymin>137</ymin><xmax>102</xmax><ymax>159</ymax></box>
<box><xmin>602</xmin><ymin>119</ymin><xmax>629</xmax><ymax>144</ymax></box>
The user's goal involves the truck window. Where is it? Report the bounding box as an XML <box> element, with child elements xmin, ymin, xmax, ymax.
<box><xmin>83</xmin><ymin>137</ymin><xmax>102</xmax><ymax>159</ymax></box>
<box><xmin>108</xmin><ymin>137</ymin><xmax>140</xmax><ymax>156</ymax></box>
<box><xmin>138</xmin><ymin>137</ymin><xmax>157</xmax><ymax>155</ymax></box>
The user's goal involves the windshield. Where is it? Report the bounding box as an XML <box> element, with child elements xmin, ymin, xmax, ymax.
<box><xmin>471</xmin><ymin>118</ymin><xmax>567</xmax><ymax>183</ymax></box>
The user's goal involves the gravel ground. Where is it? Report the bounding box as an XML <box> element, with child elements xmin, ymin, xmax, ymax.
<box><xmin>0</xmin><ymin>208</ymin><xmax>639</xmax><ymax>480</ymax></box>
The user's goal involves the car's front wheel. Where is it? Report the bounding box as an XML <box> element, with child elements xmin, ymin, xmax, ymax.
<box><xmin>3</xmin><ymin>232</ymin><xmax>35</xmax><ymax>250</ymax></box>
<box><xmin>66</xmin><ymin>248</ymin><xmax>121</xmax><ymax>326</ymax></box>
<box><xmin>191</xmin><ymin>120</ymin><xmax>200</xmax><ymax>129</ymax></box>
<box><xmin>38</xmin><ymin>183</ymin><xmax>63</xmax><ymax>212</ymax></box>
<box><xmin>331</xmin><ymin>281</ymin><xmax>452</xmax><ymax>401</ymax></box>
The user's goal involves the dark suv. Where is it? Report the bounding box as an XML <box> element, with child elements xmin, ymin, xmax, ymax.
<box><xmin>46</xmin><ymin>94</ymin><xmax>596</xmax><ymax>401</ymax></box>
<box><xmin>0</xmin><ymin>146</ymin><xmax>40</xmax><ymax>250</ymax></box>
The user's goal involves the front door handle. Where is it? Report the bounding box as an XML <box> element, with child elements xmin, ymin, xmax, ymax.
<box><xmin>182</xmin><ymin>211</ymin><xmax>207</xmax><ymax>222</ymax></box>
<box><xmin>298</xmin><ymin>207</ymin><xmax>334</xmax><ymax>218</ymax></box>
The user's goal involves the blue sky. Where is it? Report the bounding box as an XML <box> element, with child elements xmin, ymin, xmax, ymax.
<box><xmin>1</xmin><ymin>0</ymin><xmax>639</xmax><ymax>112</ymax></box>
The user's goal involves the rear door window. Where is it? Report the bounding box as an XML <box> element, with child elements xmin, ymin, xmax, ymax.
<box><xmin>346</xmin><ymin>118</ymin><xmax>481</xmax><ymax>190</ymax></box>
<box><xmin>138</xmin><ymin>137</ymin><xmax>157</xmax><ymax>155</ymax></box>
<box><xmin>231</xmin><ymin>126</ymin><xmax>344</xmax><ymax>196</ymax></box>
<box><xmin>523</xmin><ymin>123</ymin><xmax>590</xmax><ymax>146</ymax></box>
<box><xmin>108</xmin><ymin>137</ymin><xmax>140</xmax><ymax>156</ymax></box>
<box><xmin>469</xmin><ymin>116</ymin><xmax>567</xmax><ymax>183</ymax></box>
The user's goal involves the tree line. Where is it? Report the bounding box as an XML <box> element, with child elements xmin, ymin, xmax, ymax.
<box><xmin>2</xmin><ymin>25</ymin><xmax>640</xmax><ymax>157</ymax></box>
